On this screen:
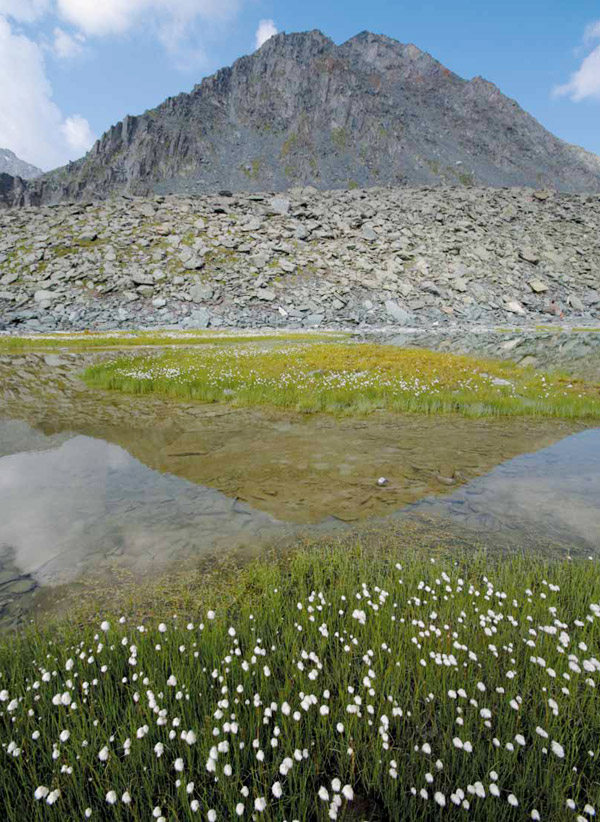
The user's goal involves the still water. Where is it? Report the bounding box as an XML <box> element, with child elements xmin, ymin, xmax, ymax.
<box><xmin>0</xmin><ymin>414</ymin><xmax>599</xmax><ymax>627</ymax></box>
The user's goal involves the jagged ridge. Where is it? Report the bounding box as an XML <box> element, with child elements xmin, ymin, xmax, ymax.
<box><xmin>3</xmin><ymin>30</ymin><xmax>600</xmax><ymax>206</ymax></box>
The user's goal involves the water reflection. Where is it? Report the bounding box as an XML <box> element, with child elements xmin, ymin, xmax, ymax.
<box><xmin>411</xmin><ymin>428</ymin><xmax>600</xmax><ymax>551</ymax></box>
<box><xmin>0</xmin><ymin>427</ymin><xmax>287</xmax><ymax>588</ymax></box>
<box><xmin>0</xmin><ymin>417</ymin><xmax>599</xmax><ymax>629</ymax></box>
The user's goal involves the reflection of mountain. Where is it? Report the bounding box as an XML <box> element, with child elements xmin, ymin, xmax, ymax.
<box><xmin>0</xmin><ymin>419</ymin><xmax>75</xmax><ymax>458</ymax></box>
<box><xmin>1</xmin><ymin>416</ymin><xmax>598</xmax><ymax>598</ymax></box>
<box><xmin>0</xmin><ymin>429</ymin><xmax>283</xmax><ymax>586</ymax></box>
<box><xmin>0</xmin><ymin>392</ymin><xmax>586</xmax><ymax>524</ymax></box>
<box><xmin>106</xmin><ymin>415</ymin><xmax>585</xmax><ymax>525</ymax></box>
<box><xmin>411</xmin><ymin>428</ymin><xmax>600</xmax><ymax>552</ymax></box>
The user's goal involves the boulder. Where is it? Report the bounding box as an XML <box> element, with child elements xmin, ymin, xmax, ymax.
<box><xmin>505</xmin><ymin>300</ymin><xmax>526</xmax><ymax>316</ymax></box>
<box><xmin>269</xmin><ymin>197</ymin><xmax>291</xmax><ymax>216</ymax></box>
<box><xmin>567</xmin><ymin>295</ymin><xmax>584</xmax><ymax>311</ymax></box>
<box><xmin>256</xmin><ymin>288</ymin><xmax>276</xmax><ymax>301</ymax></box>
<box><xmin>361</xmin><ymin>225</ymin><xmax>378</xmax><ymax>241</ymax></box>
<box><xmin>519</xmin><ymin>248</ymin><xmax>540</xmax><ymax>264</ymax></box>
<box><xmin>189</xmin><ymin>284</ymin><xmax>214</xmax><ymax>303</ymax></box>
<box><xmin>385</xmin><ymin>300</ymin><xmax>412</xmax><ymax>324</ymax></box>
<box><xmin>33</xmin><ymin>290</ymin><xmax>56</xmax><ymax>302</ymax></box>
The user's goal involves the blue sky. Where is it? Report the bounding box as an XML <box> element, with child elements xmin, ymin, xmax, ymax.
<box><xmin>0</xmin><ymin>0</ymin><xmax>599</xmax><ymax>171</ymax></box>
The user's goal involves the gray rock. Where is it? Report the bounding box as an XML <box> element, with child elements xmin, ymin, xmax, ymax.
<box><xmin>182</xmin><ymin>255</ymin><xmax>205</xmax><ymax>270</ymax></box>
<box><xmin>420</xmin><ymin>281</ymin><xmax>441</xmax><ymax>296</ymax></box>
<box><xmin>252</xmin><ymin>254</ymin><xmax>269</xmax><ymax>269</ymax></box>
<box><xmin>385</xmin><ymin>300</ymin><xmax>412</xmax><ymax>324</ymax></box>
<box><xmin>361</xmin><ymin>225</ymin><xmax>378</xmax><ymax>241</ymax></box>
<box><xmin>33</xmin><ymin>290</ymin><xmax>56</xmax><ymax>302</ymax></box>
<box><xmin>0</xmin><ymin>182</ymin><xmax>599</xmax><ymax>334</ymax></box>
<box><xmin>43</xmin><ymin>354</ymin><xmax>66</xmax><ymax>366</ymax></box>
<box><xmin>505</xmin><ymin>300</ymin><xmax>526</xmax><ymax>315</ymax></box>
<box><xmin>187</xmin><ymin>308</ymin><xmax>211</xmax><ymax>328</ymax></box>
<box><xmin>131</xmin><ymin>272</ymin><xmax>155</xmax><ymax>286</ymax></box>
<box><xmin>256</xmin><ymin>288</ymin><xmax>276</xmax><ymax>301</ymax></box>
<box><xmin>279</xmin><ymin>259</ymin><xmax>295</xmax><ymax>273</ymax></box>
<box><xmin>269</xmin><ymin>197</ymin><xmax>291</xmax><ymax>216</ymax></box>
<box><xmin>568</xmin><ymin>295</ymin><xmax>584</xmax><ymax>311</ymax></box>
<box><xmin>519</xmin><ymin>248</ymin><xmax>540</xmax><ymax>264</ymax></box>
<box><xmin>189</xmin><ymin>284</ymin><xmax>214</xmax><ymax>303</ymax></box>
<box><xmin>80</xmin><ymin>230</ymin><xmax>98</xmax><ymax>243</ymax></box>
<box><xmin>294</xmin><ymin>225</ymin><xmax>310</xmax><ymax>240</ymax></box>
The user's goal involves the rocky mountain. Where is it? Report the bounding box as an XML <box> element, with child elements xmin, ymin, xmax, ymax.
<box><xmin>1</xmin><ymin>184</ymin><xmax>598</xmax><ymax>333</ymax></box>
<box><xmin>0</xmin><ymin>148</ymin><xmax>42</xmax><ymax>180</ymax></box>
<box><xmin>2</xmin><ymin>30</ymin><xmax>600</xmax><ymax>208</ymax></box>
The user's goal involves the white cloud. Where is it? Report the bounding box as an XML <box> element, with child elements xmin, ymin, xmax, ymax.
<box><xmin>555</xmin><ymin>20</ymin><xmax>600</xmax><ymax>101</ymax></box>
<box><xmin>52</xmin><ymin>26</ymin><xmax>85</xmax><ymax>58</ymax></box>
<box><xmin>61</xmin><ymin>114</ymin><xmax>95</xmax><ymax>152</ymax></box>
<box><xmin>1</xmin><ymin>0</ymin><xmax>243</xmax><ymax>64</ymax></box>
<box><xmin>56</xmin><ymin>0</ymin><xmax>240</xmax><ymax>38</ymax></box>
<box><xmin>584</xmin><ymin>20</ymin><xmax>600</xmax><ymax>43</ymax></box>
<box><xmin>255</xmin><ymin>18</ymin><xmax>277</xmax><ymax>50</ymax></box>
<box><xmin>0</xmin><ymin>15</ymin><xmax>95</xmax><ymax>170</ymax></box>
<box><xmin>0</xmin><ymin>0</ymin><xmax>50</xmax><ymax>23</ymax></box>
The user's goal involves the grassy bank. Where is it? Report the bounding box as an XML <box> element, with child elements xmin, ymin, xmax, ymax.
<box><xmin>1</xmin><ymin>545</ymin><xmax>600</xmax><ymax>821</ymax></box>
<box><xmin>83</xmin><ymin>341</ymin><xmax>600</xmax><ymax>418</ymax></box>
<box><xmin>0</xmin><ymin>330</ymin><xmax>345</xmax><ymax>353</ymax></box>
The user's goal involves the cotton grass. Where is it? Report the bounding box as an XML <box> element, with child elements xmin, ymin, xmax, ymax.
<box><xmin>83</xmin><ymin>341</ymin><xmax>600</xmax><ymax>419</ymax></box>
<box><xmin>1</xmin><ymin>547</ymin><xmax>600</xmax><ymax>820</ymax></box>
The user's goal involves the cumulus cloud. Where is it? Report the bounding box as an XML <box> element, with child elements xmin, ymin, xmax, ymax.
<box><xmin>555</xmin><ymin>20</ymin><xmax>600</xmax><ymax>101</ymax></box>
<box><xmin>255</xmin><ymin>18</ymin><xmax>277</xmax><ymax>50</ymax></box>
<box><xmin>61</xmin><ymin>114</ymin><xmax>95</xmax><ymax>152</ymax></box>
<box><xmin>56</xmin><ymin>0</ymin><xmax>240</xmax><ymax>39</ymax></box>
<box><xmin>584</xmin><ymin>20</ymin><xmax>600</xmax><ymax>43</ymax></box>
<box><xmin>0</xmin><ymin>0</ymin><xmax>50</xmax><ymax>22</ymax></box>
<box><xmin>52</xmin><ymin>26</ymin><xmax>85</xmax><ymax>58</ymax></box>
<box><xmin>0</xmin><ymin>15</ymin><xmax>95</xmax><ymax>169</ymax></box>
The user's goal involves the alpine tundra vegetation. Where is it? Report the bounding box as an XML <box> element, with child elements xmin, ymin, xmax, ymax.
<box><xmin>84</xmin><ymin>341</ymin><xmax>600</xmax><ymax>419</ymax></box>
<box><xmin>1</xmin><ymin>546</ymin><xmax>600</xmax><ymax>822</ymax></box>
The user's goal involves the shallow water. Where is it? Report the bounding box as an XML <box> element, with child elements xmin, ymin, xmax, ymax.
<box><xmin>407</xmin><ymin>427</ymin><xmax>600</xmax><ymax>552</ymax></box>
<box><xmin>0</xmin><ymin>349</ymin><xmax>599</xmax><ymax>627</ymax></box>
<box><xmin>0</xmin><ymin>421</ymin><xmax>289</xmax><ymax>583</ymax></box>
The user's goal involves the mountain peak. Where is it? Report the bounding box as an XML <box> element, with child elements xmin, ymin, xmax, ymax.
<box><xmin>0</xmin><ymin>148</ymin><xmax>42</xmax><ymax>180</ymax></box>
<box><xmin>2</xmin><ymin>30</ymin><xmax>600</xmax><ymax>207</ymax></box>
<box><xmin>256</xmin><ymin>28</ymin><xmax>334</xmax><ymax>53</ymax></box>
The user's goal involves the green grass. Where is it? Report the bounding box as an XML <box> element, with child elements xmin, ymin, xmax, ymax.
<box><xmin>83</xmin><ymin>342</ymin><xmax>600</xmax><ymax>419</ymax></box>
<box><xmin>0</xmin><ymin>330</ymin><xmax>346</xmax><ymax>354</ymax></box>
<box><xmin>2</xmin><ymin>544</ymin><xmax>600</xmax><ymax>821</ymax></box>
